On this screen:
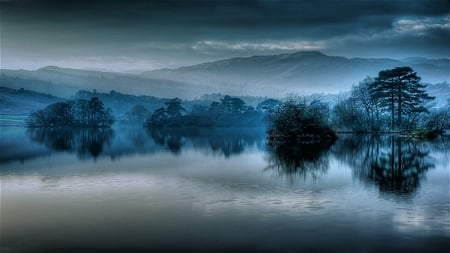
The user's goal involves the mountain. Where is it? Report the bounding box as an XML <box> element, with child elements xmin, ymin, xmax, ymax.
<box><xmin>142</xmin><ymin>51</ymin><xmax>449</xmax><ymax>96</ymax></box>
<box><xmin>426</xmin><ymin>82</ymin><xmax>450</xmax><ymax>108</ymax></box>
<box><xmin>0</xmin><ymin>87</ymin><xmax>64</xmax><ymax>115</ymax></box>
<box><xmin>1</xmin><ymin>51</ymin><xmax>449</xmax><ymax>99</ymax></box>
<box><xmin>0</xmin><ymin>66</ymin><xmax>196</xmax><ymax>98</ymax></box>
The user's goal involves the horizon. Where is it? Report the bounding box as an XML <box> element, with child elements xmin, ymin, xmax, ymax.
<box><xmin>2</xmin><ymin>50</ymin><xmax>450</xmax><ymax>73</ymax></box>
<box><xmin>1</xmin><ymin>0</ymin><xmax>449</xmax><ymax>72</ymax></box>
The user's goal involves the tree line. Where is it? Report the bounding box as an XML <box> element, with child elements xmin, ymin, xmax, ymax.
<box><xmin>27</xmin><ymin>97</ymin><xmax>114</xmax><ymax>127</ymax></box>
<box><xmin>26</xmin><ymin>66</ymin><xmax>449</xmax><ymax>137</ymax></box>
<box><xmin>145</xmin><ymin>95</ymin><xmax>268</xmax><ymax>127</ymax></box>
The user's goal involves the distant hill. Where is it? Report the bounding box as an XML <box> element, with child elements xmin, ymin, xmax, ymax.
<box><xmin>426</xmin><ymin>82</ymin><xmax>450</xmax><ymax>108</ymax></box>
<box><xmin>0</xmin><ymin>87</ymin><xmax>64</xmax><ymax>114</ymax></box>
<box><xmin>1</xmin><ymin>51</ymin><xmax>448</xmax><ymax>100</ymax></box>
<box><xmin>142</xmin><ymin>51</ymin><xmax>449</xmax><ymax>96</ymax></box>
<box><xmin>0</xmin><ymin>66</ymin><xmax>196</xmax><ymax>98</ymax></box>
<box><xmin>73</xmin><ymin>90</ymin><xmax>168</xmax><ymax>120</ymax></box>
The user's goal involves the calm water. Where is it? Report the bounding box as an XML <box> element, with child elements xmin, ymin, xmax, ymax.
<box><xmin>1</xmin><ymin>126</ymin><xmax>449</xmax><ymax>253</ymax></box>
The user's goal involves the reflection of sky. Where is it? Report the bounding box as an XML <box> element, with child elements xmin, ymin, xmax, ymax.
<box><xmin>1</xmin><ymin>147</ymin><xmax>449</xmax><ymax>252</ymax></box>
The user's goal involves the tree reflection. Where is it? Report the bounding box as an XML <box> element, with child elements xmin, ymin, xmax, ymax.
<box><xmin>264</xmin><ymin>141</ymin><xmax>334</xmax><ymax>180</ymax></box>
<box><xmin>27</xmin><ymin>127</ymin><xmax>113</xmax><ymax>159</ymax></box>
<box><xmin>146</xmin><ymin>127</ymin><xmax>265</xmax><ymax>157</ymax></box>
<box><xmin>147</xmin><ymin>128</ymin><xmax>185</xmax><ymax>154</ymax></box>
<box><xmin>333</xmin><ymin>135</ymin><xmax>435</xmax><ymax>194</ymax></box>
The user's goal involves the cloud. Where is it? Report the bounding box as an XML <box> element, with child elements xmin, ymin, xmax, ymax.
<box><xmin>192</xmin><ymin>40</ymin><xmax>325</xmax><ymax>51</ymax></box>
<box><xmin>319</xmin><ymin>15</ymin><xmax>450</xmax><ymax>58</ymax></box>
<box><xmin>191</xmin><ymin>15</ymin><xmax>449</xmax><ymax>59</ymax></box>
<box><xmin>1</xmin><ymin>0</ymin><xmax>449</xmax><ymax>70</ymax></box>
<box><xmin>393</xmin><ymin>16</ymin><xmax>450</xmax><ymax>36</ymax></box>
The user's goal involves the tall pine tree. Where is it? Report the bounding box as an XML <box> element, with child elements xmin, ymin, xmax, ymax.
<box><xmin>369</xmin><ymin>67</ymin><xmax>434</xmax><ymax>130</ymax></box>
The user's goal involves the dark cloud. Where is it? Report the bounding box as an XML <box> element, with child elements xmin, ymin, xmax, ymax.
<box><xmin>1</xmin><ymin>0</ymin><xmax>449</xmax><ymax>71</ymax></box>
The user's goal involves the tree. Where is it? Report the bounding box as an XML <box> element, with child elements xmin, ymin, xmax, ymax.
<box><xmin>72</xmin><ymin>99</ymin><xmax>89</xmax><ymax>125</ymax></box>
<box><xmin>208</xmin><ymin>101</ymin><xmax>223</xmax><ymax>115</ymax></box>
<box><xmin>332</xmin><ymin>98</ymin><xmax>366</xmax><ymax>132</ymax></box>
<box><xmin>87</xmin><ymin>97</ymin><xmax>104</xmax><ymax>125</ymax></box>
<box><xmin>257</xmin><ymin>99</ymin><xmax>282</xmax><ymax>113</ymax></box>
<box><xmin>221</xmin><ymin>95</ymin><xmax>246</xmax><ymax>114</ymax></box>
<box><xmin>165</xmin><ymin>98</ymin><xmax>185</xmax><ymax>118</ymax></box>
<box><xmin>27</xmin><ymin>109</ymin><xmax>48</xmax><ymax>127</ymax></box>
<box><xmin>269</xmin><ymin>102</ymin><xmax>336</xmax><ymax>145</ymax></box>
<box><xmin>32</xmin><ymin>102</ymin><xmax>73</xmax><ymax>127</ymax></box>
<box><xmin>146</xmin><ymin>107</ymin><xmax>168</xmax><ymax>126</ymax></box>
<box><xmin>27</xmin><ymin>97</ymin><xmax>114</xmax><ymax>127</ymax></box>
<box><xmin>351</xmin><ymin>77</ymin><xmax>382</xmax><ymax>131</ymax></box>
<box><xmin>425</xmin><ymin>108</ymin><xmax>450</xmax><ymax>132</ymax></box>
<box><xmin>369</xmin><ymin>67</ymin><xmax>434</xmax><ymax>130</ymax></box>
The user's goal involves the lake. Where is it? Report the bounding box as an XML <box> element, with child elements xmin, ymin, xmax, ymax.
<box><xmin>1</xmin><ymin>126</ymin><xmax>449</xmax><ymax>253</ymax></box>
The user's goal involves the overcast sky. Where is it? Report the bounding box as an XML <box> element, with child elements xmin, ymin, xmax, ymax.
<box><xmin>1</xmin><ymin>0</ymin><xmax>449</xmax><ymax>72</ymax></box>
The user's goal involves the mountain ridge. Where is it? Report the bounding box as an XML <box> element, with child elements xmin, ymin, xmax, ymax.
<box><xmin>1</xmin><ymin>51</ymin><xmax>449</xmax><ymax>99</ymax></box>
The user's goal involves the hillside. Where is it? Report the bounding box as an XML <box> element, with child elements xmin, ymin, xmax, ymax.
<box><xmin>0</xmin><ymin>87</ymin><xmax>64</xmax><ymax>114</ymax></box>
<box><xmin>142</xmin><ymin>51</ymin><xmax>449</xmax><ymax>96</ymax></box>
<box><xmin>1</xmin><ymin>51</ymin><xmax>448</xmax><ymax>100</ymax></box>
<box><xmin>0</xmin><ymin>67</ymin><xmax>198</xmax><ymax>98</ymax></box>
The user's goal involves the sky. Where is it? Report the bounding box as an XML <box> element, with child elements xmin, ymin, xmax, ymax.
<box><xmin>1</xmin><ymin>0</ymin><xmax>449</xmax><ymax>72</ymax></box>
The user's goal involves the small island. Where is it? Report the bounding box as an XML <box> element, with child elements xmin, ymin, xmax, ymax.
<box><xmin>27</xmin><ymin>97</ymin><xmax>114</xmax><ymax>128</ymax></box>
<box><xmin>268</xmin><ymin>102</ymin><xmax>337</xmax><ymax>145</ymax></box>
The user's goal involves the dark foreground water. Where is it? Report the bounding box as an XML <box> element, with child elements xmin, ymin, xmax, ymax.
<box><xmin>1</xmin><ymin>126</ymin><xmax>449</xmax><ymax>253</ymax></box>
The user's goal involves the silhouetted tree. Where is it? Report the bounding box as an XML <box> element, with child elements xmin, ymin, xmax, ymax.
<box><xmin>257</xmin><ymin>99</ymin><xmax>282</xmax><ymax>113</ymax></box>
<box><xmin>369</xmin><ymin>67</ymin><xmax>434</xmax><ymax>130</ymax></box>
<box><xmin>221</xmin><ymin>95</ymin><xmax>246</xmax><ymax>114</ymax></box>
<box><xmin>332</xmin><ymin>98</ymin><xmax>366</xmax><ymax>132</ymax></box>
<box><xmin>269</xmin><ymin>102</ymin><xmax>336</xmax><ymax>145</ymax></box>
<box><xmin>27</xmin><ymin>97</ymin><xmax>114</xmax><ymax>127</ymax></box>
<box><xmin>145</xmin><ymin>95</ymin><xmax>264</xmax><ymax>127</ymax></box>
<box><xmin>28</xmin><ymin>102</ymin><xmax>73</xmax><ymax>127</ymax></box>
<box><xmin>146</xmin><ymin>107</ymin><xmax>168</xmax><ymax>126</ymax></box>
<box><xmin>72</xmin><ymin>99</ymin><xmax>89</xmax><ymax>125</ymax></box>
<box><xmin>208</xmin><ymin>101</ymin><xmax>223</xmax><ymax>115</ymax></box>
<box><xmin>351</xmin><ymin>77</ymin><xmax>382</xmax><ymax>131</ymax></box>
<box><xmin>425</xmin><ymin>108</ymin><xmax>450</xmax><ymax>132</ymax></box>
<box><xmin>165</xmin><ymin>98</ymin><xmax>185</xmax><ymax>118</ymax></box>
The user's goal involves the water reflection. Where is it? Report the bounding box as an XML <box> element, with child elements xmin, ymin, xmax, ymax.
<box><xmin>264</xmin><ymin>141</ymin><xmax>334</xmax><ymax>180</ymax></box>
<box><xmin>5</xmin><ymin>125</ymin><xmax>447</xmax><ymax>198</ymax></box>
<box><xmin>333</xmin><ymin>135</ymin><xmax>436</xmax><ymax>194</ymax></box>
<box><xmin>146</xmin><ymin>127</ymin><xmax>266</xmax><ymax>157</ymax></box>
<box><xmin>2</xmin><ymin>128</ymin><xmax>448</xmax><ymax>253</ymax></box>
<box><xmin>14</xmin><ymin>127</ymin><xmax>266</xmax><ymax>161</ymax></box>
<box><xmin>27</xmin><ymin>127</ymin><xmax>114</xmax><ymax>159</ymax></box>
